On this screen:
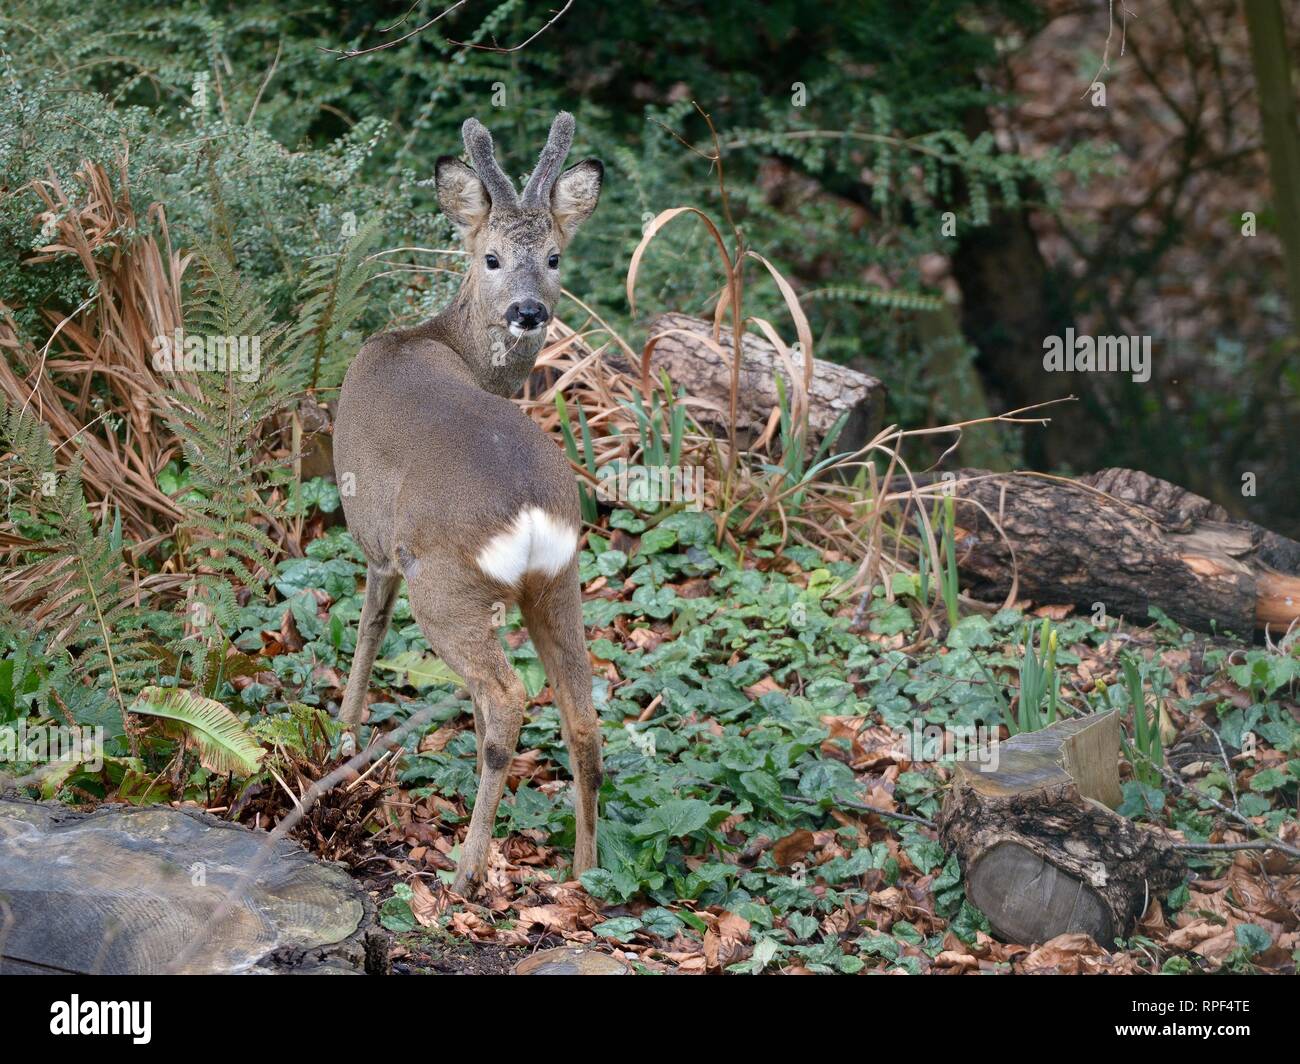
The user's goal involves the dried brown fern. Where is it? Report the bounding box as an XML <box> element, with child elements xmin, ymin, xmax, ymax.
<box><xmin>0</xmin><ymin>159</ymin><xmax>190</xmax><ymax>541</ymax></box>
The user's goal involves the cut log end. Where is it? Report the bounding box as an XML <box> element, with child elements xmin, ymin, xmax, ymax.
<box><xmin>1257</xmin><ymin>571</ymin><xmax>1300</xmax><ymax>630</ymax></box>
<box><xmin>0</xmin><ymin>799</ymin><xmax>387</xmax><ymax>975</ymax></box>
<box><xmin>513</xmin><ymin>946</ymin><xmax>632</xmax><ymax>975</ymax></box>
<box><xmin>966</xmin><ymin>840</ymin><xmax>1116</xmax><ymax>946</ymax></box>
<box><xmin>938</xmin><ymin>712</ymin><xmax>1185</xmax><ymax>946</ymax></box>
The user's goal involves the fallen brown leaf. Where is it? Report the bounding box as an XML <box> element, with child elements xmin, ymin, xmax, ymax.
<box><xmin>1020</xmin><ymin>933</ymin><xmax>1105</xmax><ymax>974</ymax></box>
<box><xmin>771</xmin><ymin>829</ymin><xmax>815</xmax><ymax>868</ymax></box>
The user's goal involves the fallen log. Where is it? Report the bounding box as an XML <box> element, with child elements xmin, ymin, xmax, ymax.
<box><xmin>610</xmin><ymin>312</ymin><xmax>886</xmax><ymax>453</ymax></box>
<box><xmin>0</xmin><ymin>798</ymin><xmax>388</xmax><ymax>974</ymax></box>
<box><xmin>911</xmin><ymin>467</ymin><xmax>1300</xmax><ymax>635</ymax></box>
<box><xmin>937</xmin><ymin>712</ymin><xmax>1185</xmax><ymax>946</ymax></box>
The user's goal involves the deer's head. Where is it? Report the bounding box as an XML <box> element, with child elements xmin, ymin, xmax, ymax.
<box><xmin>435</xmin><ymin>113</ymin><xmax>602</xmax><ymax>385</ymax></box>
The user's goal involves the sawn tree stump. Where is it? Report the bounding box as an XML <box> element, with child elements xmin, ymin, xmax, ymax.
<box><xmin>0</xmin><ymin>798</ymin><xmax>387</xmax><ymax>974</ymax></box>
<box><xmin>937</xmin><ymin>712</ymin><xmax>1185</xmax><ymax>946</ymax></box>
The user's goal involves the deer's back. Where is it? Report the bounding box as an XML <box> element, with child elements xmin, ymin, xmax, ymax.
<box><xmin>334</xmin><ymin>329</ymin><xmax>579</xmax><ymax>576</ymax></box>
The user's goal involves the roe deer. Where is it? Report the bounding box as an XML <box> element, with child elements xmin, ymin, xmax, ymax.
<box><xmin>333</xmin><ymin>113</ymin><xmax>603</xmax><ymax>896</ymax></box>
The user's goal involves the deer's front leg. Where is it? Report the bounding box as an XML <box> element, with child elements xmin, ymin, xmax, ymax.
<box><xmin>338</xmin><ymin>565</ymin><xmax>400</xmax><ymax>756</ymax></box>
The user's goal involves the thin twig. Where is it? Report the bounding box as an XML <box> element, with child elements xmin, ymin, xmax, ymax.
<box><xmin>446</xmin><ymin>0</ymin><xmax>574</xmax><ymax>52</ymax></box>
<box><xmin>246</xmin><ymin>38</ymin><xmax>282</xmax><ymax>124</ymax></box>
<box><xmin>328</xmin><ymin>0</ymin><xmax>573</xmax><ymax>59</ymax></box>
<box><xmin>346</xmin><ymin>747</ymin><xmax>394</xmax><ymax>791</ymax></box>
<box><xmin>1132</xmin><ymin>748</ymin><xmax>1300</xmax><ymax>860</ymax></box>
<box><xmin>1172</xmin><ymin>840</ymin><xmax>1297</xmax><ymax>855</ymax></box>
<box><xmin>1194</xmin><ymin>717</ymin><xmax>1240</xmax><ymax>813</ymax></box>
<box><xmin>1080</xmin><ymin>1</ymin><xmax>1138</xmax><ymax>98</ymax></box>
<box><xmin>326</xmin><ymin>0</ymin><xmax>470</xmax><ymax>60</ymax></box>
<box><xmin>784</xmin><ymin>792</ymin><xmax>937</xmax><ymax>830</ymax></box>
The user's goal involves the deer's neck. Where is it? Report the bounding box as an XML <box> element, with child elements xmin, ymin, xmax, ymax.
<box><xmin>428</xmin><ymin>280</ymin><xmax>548</xmax><ymax>397</ymax></box>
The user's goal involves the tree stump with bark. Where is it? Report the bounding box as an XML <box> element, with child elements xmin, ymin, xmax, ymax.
<box><xmin>0</xmin><ymin>798</ymin><xmax>387</xmax><ymax>975</ymax></box>
<box><xmin>937</xmin><ymin>712</ymin><xmax>1185</xmax><ymax>946</ymax></box>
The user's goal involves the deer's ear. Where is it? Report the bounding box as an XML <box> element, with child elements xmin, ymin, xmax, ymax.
<box><xmin>551</xmin><ymin>159</ymin><xmax>603</xmax><ymax>242</ymax></box>
<box><xmin>436</xmin><ymin>156</ymin><xmax>490</xmax><ymax>233</ymax></box>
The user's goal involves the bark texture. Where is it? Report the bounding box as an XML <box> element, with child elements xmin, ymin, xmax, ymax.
<box><xmin>612</xmin><ymin>313</ymin><xmax>886</xmax><ymax>453</ymax></box>
<box><xmin>937</xmin><ymin>713</ymin><xmax>1185</xmax><ymax>946</ymax></box>
<box><xmin>915</xmin><ymin>467</ymin><xmax>1300</xmax><ymax>635</ymax></box>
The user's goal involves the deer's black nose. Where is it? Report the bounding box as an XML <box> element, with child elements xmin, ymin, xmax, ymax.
<box><xmin>506</xmin><ymin>300</ymin><xmax>549</xmax><ymax>331</ymax></box>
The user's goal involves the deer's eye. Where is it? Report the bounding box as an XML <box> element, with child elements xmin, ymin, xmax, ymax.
<box><xmin>484</xmin><ymin>254</ymin><xmax>501</xmax><ymax>270</ymax></box>
<box><xmin>547</xmin><ymin>253</ymin><xmax>560</xmax><ymax>269</ymax></box>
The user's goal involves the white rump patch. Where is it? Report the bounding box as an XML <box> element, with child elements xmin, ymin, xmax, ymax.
<box><xmin>475</xmin><ymin>507</ymin><xmax>578</xmax><ymax>587</ymax></box>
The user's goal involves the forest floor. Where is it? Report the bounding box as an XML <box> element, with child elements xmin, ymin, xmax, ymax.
<box><xmin>212</xmin><ymin>502</ymin><xmax>1300</xmax><ymax>976</ymax></box>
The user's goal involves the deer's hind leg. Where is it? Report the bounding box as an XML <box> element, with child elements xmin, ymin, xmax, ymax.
<box><xmin>522</xmin><ymin>567</ymin><xmax>602</xmax><ymax>876</ymax></box>
<box><xmin>406</xmin><ymin>570</ymin><xmax>526</xmax><ymax>897</ymax></box>
<box><xmin>339</xmin><ymin>563</ymin><xmax>401</xmax><ymax>754</ymax></box>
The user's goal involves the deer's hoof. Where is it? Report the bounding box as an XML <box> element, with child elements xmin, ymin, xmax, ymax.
<box><xmin>452</xmin><ymin>858</ymin><xmax>489</xmax><ymax>898</ymax></box>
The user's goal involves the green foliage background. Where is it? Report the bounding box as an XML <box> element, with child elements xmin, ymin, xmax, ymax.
<box><xmin>0</xmin><ymin>0</ymin><xmax>1100</xmax><ymax>397</ymax></box>
<box><xmin>0</xmin><ymin>4</ymin><xmax>1297</xmax><ymax>973</ymax></box>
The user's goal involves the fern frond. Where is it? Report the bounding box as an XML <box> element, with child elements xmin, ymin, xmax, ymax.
<box><xmin>0</xmin><ymin>404</ymin><xmax>146</xmax><ymax>741</ymax></box>
<box><xmin>160</xmin><ymin>248</ymin><xmax>295</xmax><ymax>593</ymax></box>
<box><xmin>288</xmin><ymin>216</ymin><xmax>383</xmax><ymax>390</ymax></box>
<box><xmin>804</xmin><ymin>285</ymin><xmax>944</xmax><ymax>312</ymax></box>
<box><xmin>128</xmin><ymin>685</ymin><xmax>265</xmax><ymax>775</ymax></box>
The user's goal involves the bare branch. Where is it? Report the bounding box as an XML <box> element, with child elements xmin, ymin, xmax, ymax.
<box><xmin>325</xmin><ymin>0</ymin><xmax>470</xmax><ymax>61</ymax></box>
<box><xmin>446</xmin><ymin>0</ymin><xmax>575</xmax><ymax>53</ymax></box>
<box><xmin>1172</xmin><ymin>839</ymin><xmax>1299</xmax><ymax>855</ymax></box>
<box><xmin>325</xmin><ymin>0</ymin><xmax>574</xmax><ymax>60</ymax></box>
<box><xmin>784</xmin><ymin>792</ymin><xmax>938</xmax><ymax>830</ymax></box>
<box><xmin>1081</xmin><ymin>0</ymin><xmax>1139</xmax><ymax>98</ymax></box>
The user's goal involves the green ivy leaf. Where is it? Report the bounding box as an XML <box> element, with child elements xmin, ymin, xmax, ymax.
<box><xmin>1234</xmin><ymin>923</ymin><xmax>1272</xmax><ymax>956</ymax></box>
<box><xmin>786</xmin><ymin>912</ymin><xmax>820</xmax><ymax>940</ymax></box>
<box><xmin>639</xmin><ymin>527</ymin><xmax>678</xmax><ymax>555</ymax></box>
<box><xmin>632</xmin><ymin>798</ymin><xmax>725</xmax><ymax>840</ymax></box>
<box><xmin>593</xmin><ymin>916</ymin><xmax>643</xmax><ymax>942</ymax></box>
<box><xmin>640</xmin><ymin>907</ymin><xmax>685</xmax><ymax>938</ymax></box>
<box><xmin>596</xmin><ymin>549</ymin><xmax>628</xmax><ymax>576</ymax></box>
